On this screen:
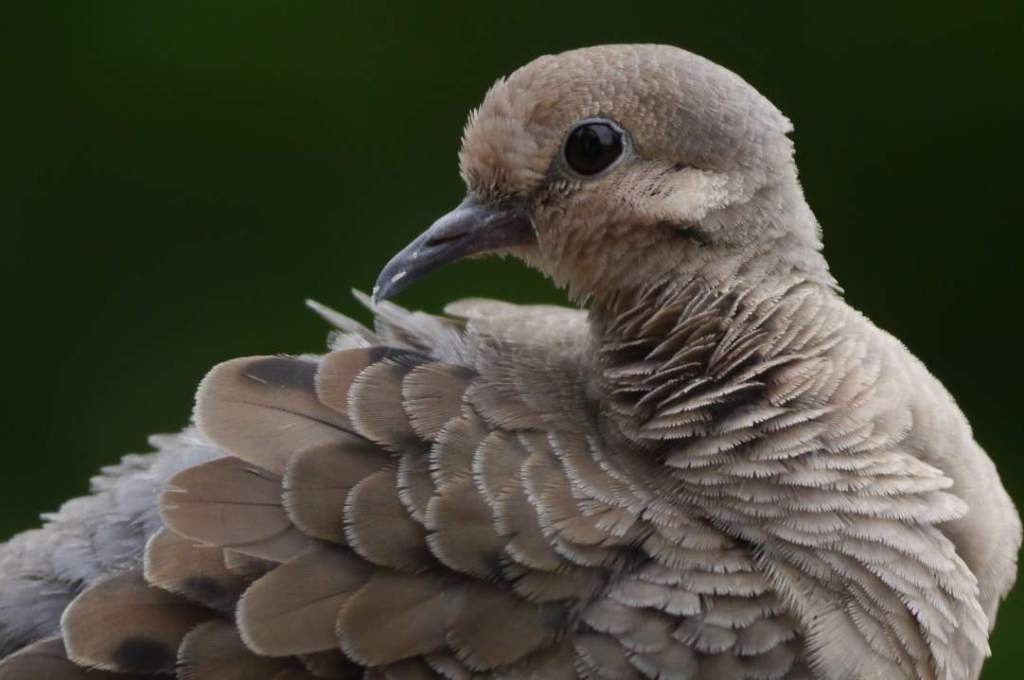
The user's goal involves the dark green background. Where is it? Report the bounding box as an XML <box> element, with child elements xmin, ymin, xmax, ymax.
<box><xmin>4</xmin><ymin>2</ymin><xmax>1022</xmax><ymax>676</ymax></box>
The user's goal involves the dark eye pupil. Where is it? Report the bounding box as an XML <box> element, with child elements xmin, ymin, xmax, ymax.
<box><xmin>564</xmin><ymin>122</ymin><xmax>623</xmax><ymax>175</ymax></box>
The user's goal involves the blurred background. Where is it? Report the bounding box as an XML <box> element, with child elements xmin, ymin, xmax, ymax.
<box><xmin>3</xmin><ymin>1</ymin><xmax>1021</xmax><ymax>675</ymax></box>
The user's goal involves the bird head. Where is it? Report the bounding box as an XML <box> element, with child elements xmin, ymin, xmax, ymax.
<box><xmin>374</xmin><ymin>44</ymin><xmax>832</xmax><ymax>304</ymax></box>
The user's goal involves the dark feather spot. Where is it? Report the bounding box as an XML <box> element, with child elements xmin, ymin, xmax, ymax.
<box><xmin>112</xmin><ymin>637</ymin><xmax>175</xmax><ymax>673</ymax></box>
<box><xmin>245</xmin><ymin>356</ymin><xmax>318</xmax><ymax>390</ymax></box>
<box><xmin>484</xmin><ymin>551</ymin><xmax>506</xmax><ymax>580</ymax></box>
<box><xmin>368</xmin><ymin>346</ymin><xmax>429</xmax><ymax>367</ymax></box>
<box><xmin>668</xmin><ymin>221</ymin><xmax>709</xmax><ymax>247</ymax></box>
<box><xmin>182</xmin><ymin>575</ymin><xmax>231</xmax><ymax>610</ymax></box>
<box><xmin>538</xmin><ymin>601</ymin><xmax>570</xmax><ymax>631</ymax></box>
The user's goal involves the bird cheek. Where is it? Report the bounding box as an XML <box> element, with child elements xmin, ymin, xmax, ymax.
<box><xmin>636</xmin><ymin>169</ymin><xmax>733</xmax><ymax>226</ymax></box>
<box><xmin>530</xmin><ymin>202</ymin><xmax>567</xmax><ymax>238</ymax></box>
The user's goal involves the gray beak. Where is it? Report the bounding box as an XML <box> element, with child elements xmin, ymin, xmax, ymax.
<box><xmin>373</xmin><ymin>196</ymin><xmax>534</xmax><ymax>302</ymax></box>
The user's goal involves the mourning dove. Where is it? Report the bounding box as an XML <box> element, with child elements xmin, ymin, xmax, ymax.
<box><xmin>0</xmin><ymin>44</ymin><xmax>1018</xmax><ymax>680</ymax></box>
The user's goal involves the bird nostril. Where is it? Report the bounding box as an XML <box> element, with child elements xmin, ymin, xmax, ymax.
<box><xmin>425</xmin><ymin>232</ymin><xmax>466</xmax><ymax>248</ymax></box>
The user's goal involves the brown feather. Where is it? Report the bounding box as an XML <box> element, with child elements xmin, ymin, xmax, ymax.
<box><xmin>196</xmin><ymin>356</ymin><xmax>354</xmax><ymax>475</ymax></box>
<box><xmin>464</xmin><ymin>381</ymin><xmax>545</xmax><ymax>432</ymax></box>
<box><xmin>494</xmin><ymin>474</ymin><xmax>563</xmax><ymax>572</ymax></box>
<box><xmin>318</xmin><ymin>346</ymin><xmax>428</xmax><ymax>397</ymax></box>
<box><xmin>572</xmin><ymin>634</ymin><xmax>642</xmax><ymax>680</ymax></box>
<box><xmin>348</xmin><ymin>360</ymin><xmax>423</xmax><ymax>451</ymax></box>
<box><xmin>505</xmin><ymin>564</ymin><xmax>607</xmax><ymax>602</ymax></box>
<box><xmin>299</xmin><ymin>650</ymin><xmax>363</xmax><ymax>679</ymax></box>
<box><xmin>224</xmin><ymin>550</ymin><xmax>276</xmax><ymax>579</ymax></box>
<box><xmin>472</xmin><ymin>431</ymin><xmax>528</xmax><ymax>508</ymax></box>
<box><xmin>430</xmin><ymin>411</ymin><xmax>487</xmax><ymax>492</ymax></box>
<box><xmin>425</xmin><ymin>475</ymin><xmax>504</xmax><ymax>579</ymax></box>
<box><xmin>62</xmin><ymin>571</ymin><xmax>214</xmax><ymax>674</ymax></box>
<box><xmin>283</xmin><ymin>438</ymin><xmax>388</xmax><ymax>544</ymax></box>
<box><xmin>337</xmin><ymin>572</ymin><xmax>456</xmax><ymax>667</ymax></box>
<box><xmin>161</xmin><ymin>456</ymin><xmax>313</xmax><ymax>563</ymax></box>
<box><xmin>144</xmin><ymin>527</ymin><xmax>248</xmax><ymax>613</ymax></box>
<box><xmin>0</xmin><ymin>637</ymin><xmax>137</xmax><ymax>679</ymax></box>
<box><xmin>315</xmin><ymin>347</ymin><xmax>380</xmax><ymax>413</ymax></box>
<box><xmin>237</xmin><ymin>548</ymin><xmax>370</xmax><ymax>656</ymax></box>
<box><xmin>498</xmin><ymin>641</ymin><xmax>577</xmax><ymax>680</ymax></box>
<box><xmin>423</xmin><ymin>652</ymin><xmax>473</xmax><ymax>679</ymax></box>
<box><xmin>344</xmin><ymin>469</ymin><xmax>432</xmax><ymax>571</ymax></box>
<box><xmin>627</xmin><ymin>641</ymin><xmax>699</xmax><ymax>679</ymax></box>
<box><xmin>178</xmin><ymin>619</ymin><xmax>302</xmax><ymax>680</ymax></box>
<box><xmin>397</xmin><ymin>449</ymin><xmax>435</xmax><ymax>523</ymax></box>
<box><xmin>446</xmin><ymin>583</ymin><xmax>562</xmax><ymax>670</ymax></box>
<box><xmin>402</xmin><ymin>363</ymin><xmax>475</xmax><ymax>441</ymax></box>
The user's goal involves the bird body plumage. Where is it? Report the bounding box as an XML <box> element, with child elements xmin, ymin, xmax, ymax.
<box><xmin>0</xmin><ymin>44</ymin><xmax>1017</xmax><ymax>679</ymax></box>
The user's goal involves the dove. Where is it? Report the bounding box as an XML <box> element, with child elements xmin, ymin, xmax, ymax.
<box><xmin>0</xmin><ymin>43</ymin><xmax>1018</xmax><ymax>680</ymax></box>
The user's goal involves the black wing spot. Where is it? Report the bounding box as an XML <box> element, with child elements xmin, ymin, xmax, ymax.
<box><xmin>245</xmin><ymin>356</ymin><xmax>318</xmax><ymax>390</ymax></box>
<box><xmin>112</xmin><ymin>636</ymin><xmax>175</xmax><ymax>673</ymax></box>
<box><xmin>182</xmin><ymin>575</ymin><xmax>232</xmax><ymax>611</ymax></box>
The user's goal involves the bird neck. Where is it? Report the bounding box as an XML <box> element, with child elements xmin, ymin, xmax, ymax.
<box><xmin>583</xmin><ymin>236</ymin><xmax>985</xmax><ymax>677</ymax></box>
<box><xmin>587</xmin><ymin>265</ymin><xmax>835</xmax><ymax>443</ymax></box>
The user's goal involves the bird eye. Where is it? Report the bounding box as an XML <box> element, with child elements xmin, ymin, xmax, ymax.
<box><xmin>563</xmin><ymin>120</ymin><xmax>624</xmax><ymax>176</ymax></box>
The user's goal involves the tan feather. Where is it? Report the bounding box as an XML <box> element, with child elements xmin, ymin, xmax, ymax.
<box><xmin>397</xmin><ymin>449</ymin><xmax>435</xmax><ymax>522</ymax></box>
<box><xmin>446</xmin><ymin>583</ymin><xmax>562</xmax><ymax>670</ymax></box>
<box><xmin>505</xmin><ymin>564</ymin><xmax>607</xmax><ymax>602</ymax></box>
<box><xmin>237</xmin><ymin>548</ymin><xmax>371</xmax><ymax>656</ymax></box>
<box><xmin>549</xmin><ymin>431</ymin><xmax>637</xmax><ymax>509</ymax></box>
<box><xmin>224</xmin><ymin>550</ymin><xmax>276</xmax><ymax>579</ymax></box>
<box><xmin>472</xmin><ymin>430</ymin><xmax>529</xmax><ymax>508</ymax></box>
<box><xmin>743</xmin><ymin>644</ymin><xmax>798</xmax><ymax>680</ymax></box>
<box><xmin>464</xmin><ymin>381</ymin><xmax>544</xmax><ymax>431</ymax></box>
<box><xmin>196</xmin><ymin>356</ymin><xmax>354</xmax><ymax>475</ymax></box>
<box><xmin>283</xmin><ymin>438</ymin><xmax>388</xmax><ymax>544</ymax></box>
<box><xmin>494</xmin><ymin>474</ymin><xmax>564</xmax><ymax>572</ymax></box>
<box><xmin>344</xmin><ymin>469</ymin><xmax>432</xmax><ymax>571</ymax></box>
<box><xmin>629</xmin><ymin>641</ymin><xmax>700</xmax><ymax>679</ymax></box>
<box><xmin>144</xmin><ymin>527</ymin><xmax>248</xmax><ymax>613</ymax></box>
<box><xmin>498</xmin><ymin>641</ymin><xmax>577</xmax><ymax>679</ymax></box>
<box><xmin>161</xmin><ymin>456</ymin><xmax>313</xmax><ymax>563</ymax></box>
<box><xmin>349</xmin><ymin>359</ymin><xmax>424</xmax><ymax>451</ymax></box>
<box><xmin>423</xmin><ymin>652</ymin><xmax>473</xmax><ymax>679</ymax></box>
<box><xmin>337</xmin><ymin>571</ymin><xmax>456</xmax><ymax>666</ymax></box>
<box><xmin>430</xmin><ymin>410</ymin><xmax>488</xmax><ymax>491</ymax></box>
<box><xmin>316</xmin><ymin>347</ymin><xmax>380</xmax><ymax>413</ymax></box>
<box><xmin>425</xmin><ymin>475</ymin><xmax>504</xmax><ymax>579</ymax></box>
<box><xmin>581</xmin><ymin>598</ymin><xmax>643</xmax><ymax>635</ymax></box>
<box><xmin>618</xmin><ymin>613</ymin><xmax>675</xmax><ymax>654</ymax></box>
<box><xmin>0</xmin><ymin>637</ymin><xmax>135</xmax><ymax>679</ymax></box>
<box><xmin>572</xmin><ymin>634</ymin><xmax>642</xmax><ymax>680</ymax></box>
<box><xmin>299</xmin><ymin>650</ymin><xmax>363</xmax><ymax>679</ymax></box>
<box><xmin>178</xmin><ymin>619</ymin><xmax>303</xmax><ymax>680</ymax></box>
<box><xmin>402</xmin><ymin>362</ymin><xmax>475</xmax><ymax>440</ymax></box>
<box><xmin>62</xmin><ymin>571</ymin><xmax>213</xmax><ymax>674</ymax></box>
<box><xmin>673</xmin><ymin>618</ymin><xmax>737</xmax><ymax>654</ymax></box>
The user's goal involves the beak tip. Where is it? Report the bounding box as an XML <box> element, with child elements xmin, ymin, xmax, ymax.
<box><xmin>371</xmin><ymin>277</ymin><xmax>392</xmax><ymax>304</ymax></box>
<box><xmin>371</xmin><ymin>266</ymin><xmax>410</xmax><ymax>303</ymax></box>
<box><xmin>371</xmin><ymin>196</ymin><xmax>532</xmax><ymax>303</ymax></box>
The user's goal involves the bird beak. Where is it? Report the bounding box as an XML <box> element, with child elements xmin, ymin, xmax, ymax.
<box><xmin>373</xmin><ymin>196</ymin><xmax>534</xmax><ymax>301</ymax></box>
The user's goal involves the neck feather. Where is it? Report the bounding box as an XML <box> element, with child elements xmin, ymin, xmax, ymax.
<box><xmin>589</xmin><ymin>270</ymin><xmax>833</xmax><ymax>442</ymax></box>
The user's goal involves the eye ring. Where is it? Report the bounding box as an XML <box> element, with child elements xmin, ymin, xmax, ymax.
<box><xmin>561</xmin><ymin>118</ymin><xmax>628</xmax><ymax>178</ymax></box>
